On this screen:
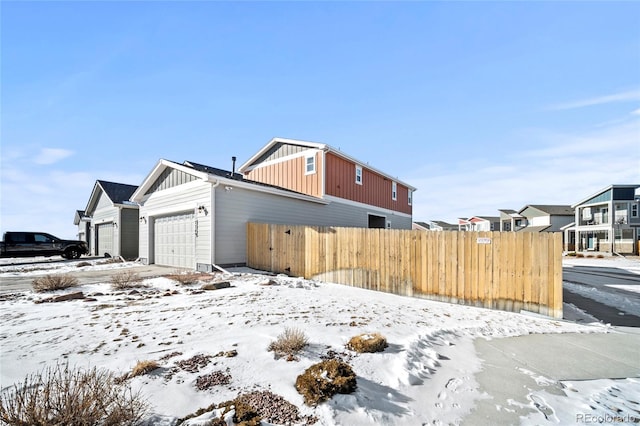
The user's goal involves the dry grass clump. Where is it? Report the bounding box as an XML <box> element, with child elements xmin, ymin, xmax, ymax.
<box><xmin>110</xmin><ymin>270</ymin><xmax>144</xmax><ymax>290</ymax></box>
<box><xmin>0</xmin><ymin>364</ymin><xmax>148</xmax><ymax>425</ymax></box>
<box><xmin>295</xmin><ymin>359</ymin><xmax>357</xmax><ymax>406</ymax></box>
<box><xmin>32</xmin><ymin>274</ymin><xmax>79</xmax><ymax>292</ymax></box>
<box><xmin>166</xmin><ymin>270</ymin><xmax>213</xmax><ymax>285</ymax></box>
<box><xmin>346</xmin><ymin>333</ymin><xmax>388</xmax><ymax>353</ymax></box>
<box><xmin>130</xmin><ymin>360</ymin><xmax>160</xmax><ymax>377</ymax></box>
<box><xmin>268</xmin><ymin>327</ymin><xmax>309</xmax><ymax>360</ymax></box>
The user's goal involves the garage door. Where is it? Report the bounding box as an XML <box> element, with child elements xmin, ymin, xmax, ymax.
<box><xmin>154</xmin><ymin>212</ymin><xmax>195</xmax><ymax>268</ymax></box>
<box><xmin>96</xmin><ymin>222</ymin><xmax>114</xmax><ymax>257</ymax></box>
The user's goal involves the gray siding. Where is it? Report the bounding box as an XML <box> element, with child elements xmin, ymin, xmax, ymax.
<box><xmin>250</xmin><ymin>143</ymin><xmax>306</xmax><ymax>166</ymax></box>
<box><xmin>213</xmin><ymin>185</ymin><xmax>412</xmax><ymax>265</ymax></box>
<box><xmin>120</xmin><ymin>208</ymin><xmax>140</xmax><ymax>259</ymax></box>
<box><xmin>146</xmin><ymin>168</ymin><xmax>198</xmax><ymax>195</ymax></box>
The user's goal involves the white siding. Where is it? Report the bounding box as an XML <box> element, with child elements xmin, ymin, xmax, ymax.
<box><xmin>90</xmin><ymin>192</ymin><xmax>120</xmax><ymax>256</ymax></box>
<box><xmin>214</xmin><ymin>185</ymin><xmax>412</xmax><ymax>265</ymax></box>
<box><xmin>138</xmin><ymin>180</ymin><xmax>212</xmax><ymax>266</ymax></box>
<box><xmin>529</xmin><ymin>216</ymin><xmax>551</xmax><ymax>227</ymax></box>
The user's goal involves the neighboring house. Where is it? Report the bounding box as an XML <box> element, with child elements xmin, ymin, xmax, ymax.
<box><xmin>412</xmin><ymin>221</ymin><xmax>430</xmax><ymax>231</ymax></box>
<box><xmin>570</xmin><ymin>184</ymin><xmax>640</xmax><ymax>254</ymax></box>
<box><xmin>238</xmin><ymin>138</ymin><xmax>415</xmax><ymax>230</ymax></box>
<box><xmin>414</xmin><ymin>221</ymin><xmax>459</xmax><ymax>232</ymax></box>
<box><xmin>73</xmin><ymin>210</ymin><xmax>91</xmax><ymax>244</ymax></box>
<box><xmin>459</xmin><ymin>216</ymin><xmax>500</xmax><ymax>232</ymax></box>
<box><xmin>131</xmin><ymin>143</ymin><xmax>416</xmax><ymax>270</ymax></box>
<box><xmin>83</xmin><ymin>180</ymin><xmax>139</xmax><ymax>259</ymax></box>
<box><xmin>517</xmin><ymin>205</ymin><xmax>574</xmax><ymax>233</ymax></box>
<box><xmin>498</xmin><ymin>209</ymin><xmax>526</xmax><ymax>232</ymax></box>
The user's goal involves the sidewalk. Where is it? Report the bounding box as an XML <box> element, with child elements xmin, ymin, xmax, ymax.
<box><xmin>463</xmin><ymin>328</ymin><xmax>640</xmax><ymax>425</ymax></box>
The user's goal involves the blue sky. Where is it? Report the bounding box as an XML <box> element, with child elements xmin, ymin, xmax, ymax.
<box><xmin>2</xmin><ymin>1</ymin><xmax>639</xmax><ymax>238</ymax></box>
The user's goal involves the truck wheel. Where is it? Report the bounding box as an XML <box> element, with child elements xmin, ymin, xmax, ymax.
<box><xmin>65</xmin><ymin>248</ymin><xmax>80</xmax><ymax>259</ymax></box>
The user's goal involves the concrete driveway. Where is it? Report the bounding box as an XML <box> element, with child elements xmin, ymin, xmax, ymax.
<box><xmin>0</xmin><ymin>264</ymin><xmax>177</xmax><ymax>294</ymax></box>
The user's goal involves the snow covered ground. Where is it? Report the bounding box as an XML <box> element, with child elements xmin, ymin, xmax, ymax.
<box><xmin>0</xmin><ymin>257</ymin><xmax>638</xmax><ymax>425</ymax></box>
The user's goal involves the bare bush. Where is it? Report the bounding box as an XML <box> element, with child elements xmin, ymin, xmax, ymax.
<box><xmin>346</xmin><ymin>333</ymin><xmax>388</xmax><ymax>353</ymax></box>
<box><xmin>110</xmin><ymin>270</ymin><xmax>144</xmax><ymax>290</ymax></box>
<box><xmin>268</xmin><ymin>327</ymin><xmax>309</xmax><ymax>360</ymax></box>
<box><xmin>295</xmin><ymin>359</ymin><xmax>357</xmax><ymax>406</ymax></box>
<box><xmin>130</xmin><ymin>360</ymin><xmax>160</xmax><ymax>377</ymax></box>
<box><xmin>32</xmin><ymin>274</ymin><xmax>79</xmax><ymax>293</ymax></box>
<box><xmin>0</xmin><ymin>364</ymin><xmax>148</xmax><ymax>425</ymax></box>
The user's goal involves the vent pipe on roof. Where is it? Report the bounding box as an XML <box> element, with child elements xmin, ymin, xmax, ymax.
<box><xmin>232</xmin><ymin>156</ymin><xmax>237</xmax><ymax>178</ymax></box>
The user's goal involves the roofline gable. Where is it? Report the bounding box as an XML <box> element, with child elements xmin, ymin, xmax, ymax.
<box><xmin>131</xmin><ymin>159</ymin><xmax>210</xmax><ymax>202</ymax></box>
<box><xmin>238</xmin><ymin>137</ymin><xmax>417</xmax><ymax>191</ymax></box>
<box><xmin>131</xmin><ymin>158</ymin><xmax>329</xmax><ymax>205</ymax></box>
<box><xmin>572</xmin><ymin>184</ymin><xmax>640</xmax><ymax>208</ymax></box>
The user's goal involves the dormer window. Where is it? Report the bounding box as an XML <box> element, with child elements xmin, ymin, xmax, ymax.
<box><xmin>392</xmin><ymin>181</ymin><xmax>397</xmax><ymax>200</ymax></box>
<box><xmin>305</xmin><ymin>155</ymin><xmax>316</xmax><ymax>175</ymax></box>
<box><xmin>355</xmin><ymin>165</ymin><xmax>362</xmax><ymax>185</ymax></box>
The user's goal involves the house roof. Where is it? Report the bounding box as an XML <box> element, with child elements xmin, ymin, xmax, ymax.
<box><xmin>184</xmin><ymin>161</ymin><xmax>243</xmax><ymax>180</ymax></box>
<box><xmin>238</xmin><ymin>137</ymin><xmax>417</xmax><ymax>191</ymax></box>
<box><xmin>431</xmin><ymin>220</ymin><xmax>457</xmax><ymax>228</ymax></box>
<box><xmin>182</xmin><ymin>160</ymin><xmax>316</xmax><ymax>198</ymax></box>
<box><xmin>520</xmin><ymin>205</ymin><xmax>574</xmax><ymax>216</ymax></box>
<box><xmin>97</xmin><ymin>180</ymin><xmax>138</xmax><ymax>204</ymax></box>
<box><xmin>470</xmin><ymin>216</ymin><xmax>500</xmax><ymax>222</ymax></box>
<box><xmin>85</xmin><ymin>180</ymin><xmax>139</xmax><ymax>215</ymax></box>
<box><xmin>517</xmin><ymin>225</ymin><xmax>552</xmax><ymax>233</ymax></box>
<box><xmin>572</xmin><ymin>184</ymin><xmax>640</xmax><ymax>208</ymax></box>
<box><xmin>73</xmin><ymin>210</ymin><xmax>89</xmax><ymax>225</ymax></box>
<box><xmin>413</xmin><ymin>221</ymin><xmax>431</xmax><ymax>230</ymax></box>
<box><xmin>131</xmin><ymin>159</ymin><xmax>327</xmax><ymax>205</ymax></box>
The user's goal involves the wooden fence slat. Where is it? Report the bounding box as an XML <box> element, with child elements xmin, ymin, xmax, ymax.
<box><xmin>246</xmin><ymin>223</ymin><xmax>562</xmax><ymax>317</ymax></box>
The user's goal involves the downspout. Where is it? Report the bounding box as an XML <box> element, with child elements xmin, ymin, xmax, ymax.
<box><xmin>209</xmin><ymin>178</ymin><xmax>220</xmax><ymax>269</ymax></box>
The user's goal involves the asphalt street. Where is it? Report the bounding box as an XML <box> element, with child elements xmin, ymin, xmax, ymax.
<box><xmin>563</xmin><ymin>265</ymin><xmax>640</xmax><ymax>327</ymax></box>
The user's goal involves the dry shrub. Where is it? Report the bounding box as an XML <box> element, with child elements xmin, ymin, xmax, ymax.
<box><xmin>32</xmin><ymin>274</ymin><xmax>79</xmax><ymax>292</ymax></box>
<box><xmin>295</xmin><ymin>359</ymin><xmax>357</xmax><ymax>406</ymax></box>
<box><xmin>167</xmin><ymin>270</ymin><xmax>212</xmax><ymax>285</ymax></box>
<box><xmin>131</xmin><ymin>360</ymin><xmax>160</xmax><ymax>377</ymax></box>
<box><xmin>0</xmin><ymin>364</ymin><xmax>148</xmax><ymax>425</ymax></box>
<box><xmin>268</xmin><ymin>327</ymin><xmax>309</xmax><ymax>360</ymax></box>
<box><xmin>110</xmin><ymin>270</ymin><xmax>144</xmax><ymax>290</ymax></box>
<box><xmin>76</xmin><ymin>261</ymin><xmax>92</xmax><ymax>267</ymax></box>
<box><xmin>346</xmin><ymin>333</ymin><xmax>388</xmax><ymax>353</ymax></box>
<box><xmin>576</xmin><ymin>253</ymin><xmax>585</xmax><ymax>258</ymax></box>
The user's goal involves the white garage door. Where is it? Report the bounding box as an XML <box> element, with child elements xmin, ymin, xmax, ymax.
<box><xmin>96</xmin><ymin>222</ymin><xmax>114</xmax><ymax>257</ymax></box>
<box><xmin>154</xmin><ymin>212</ymin><xmax>195</xmax><ymax>268</ymax></box>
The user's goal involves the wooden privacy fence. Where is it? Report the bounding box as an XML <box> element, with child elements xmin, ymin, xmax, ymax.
<box><xmin>246</xmin><ymin>223</ymin><xmax>563</xmax><ymax>318</ymax></box>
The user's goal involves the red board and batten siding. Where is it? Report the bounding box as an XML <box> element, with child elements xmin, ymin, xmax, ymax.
<box><xmin>244</xmin><ymin>153</ymin><xmax>323</xmax><ymax>198</ymax></box>
<box><xmin>325</xmin><ymin>152</ymin><xmax>412</xmax><ymax>215</ymax></box>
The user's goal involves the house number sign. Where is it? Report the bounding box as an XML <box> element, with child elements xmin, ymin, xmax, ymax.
<box><xmin>476</xmin><ymin>237</ymin><xmax>492</xmax><ymax>244</ymax></box>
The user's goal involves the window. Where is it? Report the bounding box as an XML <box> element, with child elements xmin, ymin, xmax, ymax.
<box><xmin>392</xmin><ymin>181</ymin><xmax>397</xmax><ymax>200</ymax></box>
<box><xmin>633</xmin><ymin>204</ymin><xmax>638</xmax><ymax>218</ymax></box>
<box><xmin>408</xmin><ymin>190</ymin><xmax>412</xmax><ymax>206</ymax></box>
<box><xmin>355</xmin><ymin>165</ymin><xmax>362</xmax><ymax>185</ymax></box>
<box><xmin>305</xmin><ymin>155</ymin><xmax>315</xmax><ymax>175</ymax></box>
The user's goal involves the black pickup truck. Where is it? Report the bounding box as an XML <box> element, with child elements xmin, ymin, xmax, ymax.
<box><xmin>0</xmin><ymin>232</ymin><xmax>89</xmax><ymax>259</ymax></box>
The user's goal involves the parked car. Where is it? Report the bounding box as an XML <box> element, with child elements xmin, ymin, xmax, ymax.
<box><xmin>0</xmin><ymin>232</ymin><xmax>89</xmax><ymax>259</ymax></box>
